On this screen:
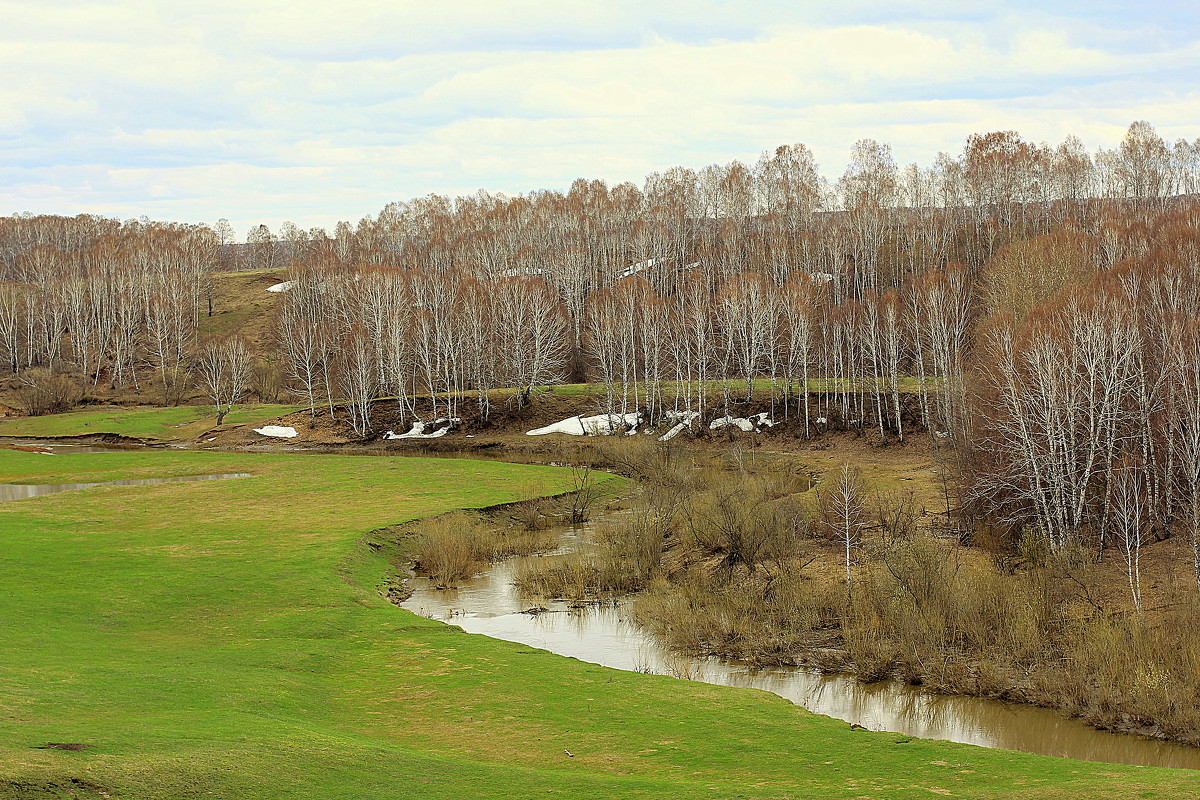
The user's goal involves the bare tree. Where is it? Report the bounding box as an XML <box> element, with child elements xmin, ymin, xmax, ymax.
<box><xmin>820</xmin><ymin>463</ymin><xmax>869</xmax><ymax>596</ymax></box>
<box><xmin>196</xmin><ymin>335</ymin><xmax>252</xmax><ymax>425</ymax></box>
<box><xmin>1110</xmin><ymin>456</ymin><xmax>1149</xmax><ymax>613</ymax></box>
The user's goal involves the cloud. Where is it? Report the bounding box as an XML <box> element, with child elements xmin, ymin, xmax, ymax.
<box><xmin>1</xmin><ymin>1</ymin><xmax>1198</xmax><ymax>232</ymax></box>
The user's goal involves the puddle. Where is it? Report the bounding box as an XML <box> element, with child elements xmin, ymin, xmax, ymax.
<box><xmin>0</xmin><ymin>473</ymin><xmax>251</xmax><ymax>503</ymax></box>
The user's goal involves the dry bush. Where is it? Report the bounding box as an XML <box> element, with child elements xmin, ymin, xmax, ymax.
<box><xmin>158</xmin><ymin>366</ymin><xmax>190</xmax><ymax>406</ymax></box>
<box><xmin>564</xmin><ymin>461</ymin><xmax>607</xmax><ymax>524</ymax></box>
<box><xmin>875</xmin><ymin>489</ymin><xmax>918</xmax><ymax>541</ymax></box>
<box><xmin>514</xmin><ymin>512</ymin><xmax>665</xmax><ymax>600</ymax></box>
<box><xmin>590</xmin><ymin>436</ymin><xmax>699</xmax><ymax>491</ymax></box>
<box><xmin>13</xmin><ymin>368</ymin><xmax>82</xmax><ymax>416</ymax></box>
<box><xmin>679</xmin><ymin>472</ymin><xmax>813</xmax><ymax>573</ymax></box>
<box><xmin>514</xmin><ymin>558</ymin><xmax>625</xmax><ymax>600</ymax></box>
<box><xmin>513</xmin><ymin>481</ymin><xmax>550</xmax><ymax>530</ymax></box>
<box><xmin>1056</xmin><ymin>604</ymin><xmax>1200</xmax><ymax>743</ymax></box>
<box><xmin>411</xmin><ymin>511</ymin><xmax>552</xmax><ymax>587</ymax></box>
<box><xmin>841</xmin><ymin>533</ymin><xmax>1064</xmax><ymax>688</ymax></box>
<box><xmin>633</xmin><ymin>570</ymin><xmax>843</xmax><ymax>665</ymax></box>
<box><xmin>251</xmin><ymin>359</ymin><xmax>284</xmax><ymax>402</ymax></box>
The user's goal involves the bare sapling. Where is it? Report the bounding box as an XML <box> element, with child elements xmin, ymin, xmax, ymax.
<box><xmin>820</xmin><ymin>463</ymin><xmax>869</xmax><ymax>598</ymax></box>
<box><xmin>1110</xmin><ymin>456</ymin><xmax>1149</xmax><ymax>613</ymax></box>
<box><xmin>196</xmin><ymin>335</ymin><xmax>252</xmax><ymax>425</ymax></box>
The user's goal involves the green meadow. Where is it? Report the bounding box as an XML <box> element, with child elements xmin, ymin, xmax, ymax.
<box><xmin>1</xmin><ymin>447</ymin><xmax>1198</xmax><ymax>799</ymax></box>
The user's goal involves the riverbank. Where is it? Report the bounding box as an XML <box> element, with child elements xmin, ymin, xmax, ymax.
<box><xmin>4</xmin><ymin>446</ymin><xmax>1200</xmax><ymax>798</ymax></box>
<box><xmin>400</xmin><ymin>510</ymin><xmax>1200</xmax><ymax>770</ymax></box>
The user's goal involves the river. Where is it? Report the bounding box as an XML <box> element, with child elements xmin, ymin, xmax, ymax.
<box><xmin>402</xmin><ymin>520</ymin><xmax>1200</xmax><ymax>770</ymax></box>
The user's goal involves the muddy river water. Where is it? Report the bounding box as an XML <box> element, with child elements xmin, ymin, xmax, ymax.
<box><xmin>403</xmin><ymin>523</ymin><xmax>1200</xmax><ymax>770</ymax></box>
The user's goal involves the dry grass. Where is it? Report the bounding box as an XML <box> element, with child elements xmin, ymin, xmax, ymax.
<box><xmin>410</xmin><ymin>511</ymin><xmax>555</xmax><ymax>586</ymax></box>
<box><xmin>518</xmin><ymin>437</ymin><xmax>1200</xmax><ymax>744</ymax></box>
<box><xmin>513</xmin><ymin>512</ymin><xmax>664</xmax><ymax>600</ymax></box>
<box><xmin>842</xmin><ymin>533</ymin><xmax>1200</xmax><ymax>742</ymax></box>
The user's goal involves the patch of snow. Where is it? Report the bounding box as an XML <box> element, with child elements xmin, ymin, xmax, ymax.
<box><xmin>385</xmin><ymin>418</ymin><xmax>461</xmax><ymax>440</ymax></box>
<box><xmin>709</xmin><ymin>415</ymin><xmax>755</xmax><ymax>432</ymax></box>
<box><xmin>810</xmin><ymin>272</ymin><xmax>834</xmax><ymax>283</ymax></box>
<box><xmin>527</xmin><ymin>413</ymin><xmax>641</xmax><ymax>436</ymax></box>
<box><xmin>619</xmin><ymin>260</ymin><xmax>657</xmax><ymax>281</ymax></box>
<box><xmin>709</xmin><ymin>412</ymin><xmax>775</xmax><ymax>433</ymax></box>
<box><xmin>934</xmin><ymin>430</ymin><xmax>950</xmax><ymax>440</ymax></box>
<box><xmin>254</xmin><ymin>425</ymin><xmax>298</xmax><ymax>438</ymax></box>
<box><xmin>265</xmin><ymin>281</ymin><xmax>295</xmax><ymax>293</ymax></box>
<box><xmin>815</xmin><ymin>417</ymin><xmax>828</xmax><ymax>425</ymax></box>
<box><xmin>658</xmin><ymin>411</ymin><xmax>700</xmax><ymax>442</ymax></box>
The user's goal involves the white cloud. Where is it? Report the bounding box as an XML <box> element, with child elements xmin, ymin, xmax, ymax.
<box><xmin>1</xmin><ymin>1</ymin><xmax>1198</xmax><ymax>232</ymax></box>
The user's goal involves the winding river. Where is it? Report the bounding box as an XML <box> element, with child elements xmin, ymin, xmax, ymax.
<box><xmin>402</xmin><ymin>521</ymin><xmax>1200</xmax><ymax>771</ymax></box>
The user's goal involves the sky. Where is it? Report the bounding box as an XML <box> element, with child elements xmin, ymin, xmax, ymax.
<box><xmin>2</xmin><ymin>1</ymin><xmax>1199</xmax><ymax>236</ymax></box>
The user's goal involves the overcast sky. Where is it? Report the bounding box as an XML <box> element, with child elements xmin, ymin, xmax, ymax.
<box><xmin>2</xmin><ymin>1</ymin><xmax>1198</xmax><ymax>236</ymax></box>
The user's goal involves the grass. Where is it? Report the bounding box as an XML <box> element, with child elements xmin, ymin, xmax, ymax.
<box><xmin>540</xmin><ymin>376</ymin><xmax>936</xmax><ymax>398</ymax></box>
<box><xmin>1</xmin><ymin>450</ymin><xmax>1199</xmax><ymax>798</ymax></box>
<box><xmin>0</xmin><ymin>403</ymin><xmax>301</xmax><ymax>441</ymax></box>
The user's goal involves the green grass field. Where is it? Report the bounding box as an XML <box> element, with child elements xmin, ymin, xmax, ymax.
<box><xmin>1</xmin><ymin>448</ymin><xmax>1198</xmax><ymax>799</ymax></box>
<box><xmin>541</xmin><ymin>376</ymin><xmax>934</xmax><ymax>398</ymax></box>
<box><xmin>0</xmin><ymin>404</ymin><xmax>300</xmax><ymax>441</ymax></box>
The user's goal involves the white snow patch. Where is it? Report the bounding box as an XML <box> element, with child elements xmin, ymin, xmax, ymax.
<box><xmin>709</xmin><ymin>412</ymin><xmax>775</xmax><ymax>433</ymax></box>
<box><xmin>265</xmin><ymin>281</ymin><xmax>295</xmax><ymax>293</ymax></box>
<box><xmin>497</xmin><ymin>267</ymin><xmax>546</xmax><ymax>278</ymax></box>
<box><xmin>254</xmin><ymin>425</ymin><xmax>298</xmax><ymax>438</ymax></box>
<box><xmin>385</xmin><ymin>418</ymin><xmax>461</xmax><ymax>439</ymax></box>
<box><xmin>709</xmin><ymin>415</ymin><xmax>755</xmax><ymax>432</ymax></box>
<box><xmin>658</xmin><ymin>411</ymin><xmax>700</xmax><ymax>441</ymax></box>
<box><xmin>527</xmin><ymin>413</ymin><xmax>641</xmax><ymax>436</ymax></box>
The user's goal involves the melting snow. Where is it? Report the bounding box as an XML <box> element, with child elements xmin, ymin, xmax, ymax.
<box><xmin>616</xmin><ymin>258</ymin><xmax>657</xmax><ymax>280</ymax></box>
<box><xmin>527</xmin><ymin>413</ymin><xmax>641</xmax><ymax>436</ymax></box>
<box><xmin>385</xmin><ymin>418</ymin><xmax>461</xmax><ymax>439</ymax></box>
<box><xmin>709</xmin><ymin>412</ymin><xmax>775</xmax><ymax>433</ymax></box>
<box><xmin>658</xmin><ymin>411</ymin><xmax>700</xmax><ymax>441</ymax></box>
<box><xmin>254</xmin><ymin>425</ymin><xmax>298</xmax><ymax>438</ymax></box>
<box><xmin>265</xmin><ymin>281</ymin><xmax>295</xmax><ymax>293</ymax></box>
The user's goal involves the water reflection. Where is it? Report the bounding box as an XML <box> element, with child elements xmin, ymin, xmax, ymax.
<box><xmin>2</xmin><ymin>440</ymin><xmax>146</xmax><ymax>454</ymax></box>
<box><xmin>0</xmin><ymin>473</ymin><xmax>251</xmax><ymax>503</ymax></box>
<box><xmin>402</xmin><ymin>520</ymin><xmax>1200</xmax><ymax>770</ymax></box>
